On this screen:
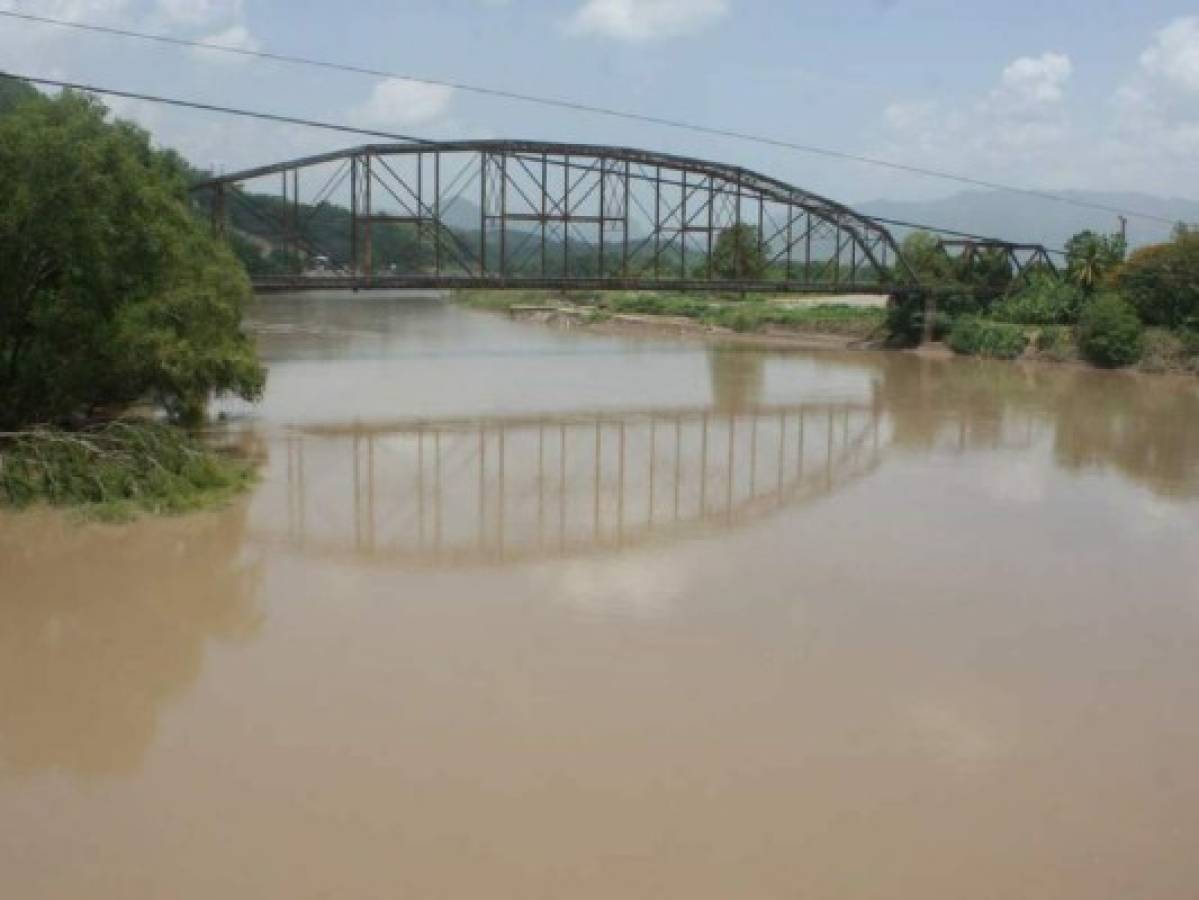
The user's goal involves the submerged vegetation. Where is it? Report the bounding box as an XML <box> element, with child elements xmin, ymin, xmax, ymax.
<box><xmin>0</xmin><ymin>422</ymin><xmax>255</xmax><ymax>521</ymax></box>
<box><xmin>0</xmin><ymin>77</ymin><xmax>264</xmax><ymax>517</ymax></box>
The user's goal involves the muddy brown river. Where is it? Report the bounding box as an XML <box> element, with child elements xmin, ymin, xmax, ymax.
<box><xmin>3</xmin><ymin>294</ymin><xmax>1198</xmax><ymax>899</ymax></box>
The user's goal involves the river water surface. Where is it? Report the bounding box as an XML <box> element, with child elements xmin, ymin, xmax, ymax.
<box><xmin>3</xmin><ymin>294</ymin><xmax>1199</xmax><ymax>899</ymax></box>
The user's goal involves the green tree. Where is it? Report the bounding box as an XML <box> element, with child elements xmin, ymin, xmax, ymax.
<box><xmin>900</xmin><ymin>231</ymin><xmax>953</xmax><ymax>283</ymax></box>
<box><xmin>1065</xmin><ymin>230</ymin><xmax>1126</xmax><ymax>292</ymax></box>
<box><xmin>1116</xmin><ymin>231</ymin><xmax>1199</xmax><ymax>329</ymax></box>
<box><xmin>0</xmin><ymin>89</ymin><xmax>264</xmax><ymax>428</ymax></box>
<box><xmin>712</xmin><ymin>224</ymin><xmax>767</xmax><ymax>282</ymax></box>
<box><xmin>0</xmin><ymin>73</ymin><xmax>38</xmax><ymax>116</ymax></box>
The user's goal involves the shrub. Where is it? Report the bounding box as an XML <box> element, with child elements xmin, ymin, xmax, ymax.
<box><xmin>884</xmin><ymin>291</ymin><xmax>926</xmax><ymax>346</ymax></box>
<box><xmin>1076</xmin><ymin>293</ymin><xmax>1144</xmax><ymax>368</ymax></box>
<box><xmin>719</xmin><ymin>306</ymin><xmax>762</xmax><ymax>333</ymax></box>
<box><xmin>947</xmin><ymin>317</ymin><xmax>1029</xmax><ymax>359</ymax></box>
<box><xmin>991</xmin><ymin>274</ymin><xmax>1085</xmax><ymax>325</ymax></box>
<box><xmin>1181</xmin><ymin>328</ymin><xmax>1199</xmax><ymax>357</ymax></box>
<box><xmin>1116</xmin><ymin>234</ymin><xmax>1199</xmax><ymax>328</ymax></box>
<box><xmin>1034</xmin><ymin>326</ymin><xmax>1077</xmax><ymax>361</ymax></box>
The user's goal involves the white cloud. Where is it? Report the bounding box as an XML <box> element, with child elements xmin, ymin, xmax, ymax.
<box><xmin>155</xmin><ymin>0</ymin><xmax>242</xmax><ymax>28</ymax></box>
<box><xmin>880</xmin><ymin>51</ymin><xmax>1075</xmax><ymax>181</ymax></box>
<box><xmin>567</xmin><ymin>0</ymin><xmax>728</xmax><ymax>42</ymax></box>
<box><xmin>1101</xmin><ymin>18</ymin><xmax>1199</xmax><ymax>183</ymax></box>
<box><xmin>0</xmin><ymin>0</ymin><xmax>131</xmax><ymax>20</ymax></box>
<box><xmin>883</xmin><ymin>99</ymin><xmax>936</xmax><ymax>132</ymax></box>
<box><xmin>538</xmin><ymin>556</ymin><xmax>685</xmax><ymax>621</ymax></box>
<box><xmin>873</xmin><ymin>28</ymin><xmax>1199</xmax><ymax>199</ymax></box>
<box><xmin>190</xmin><ymin>23</ymin><xmax>260</xmax><ymax>61</ymax></box>
<box><xmin>1140</xmin><ymin>16</ymin><xmax>1199</xmax><ymax>93</ymax></box>
<box><xmin>351</xmin><ymin>78</ymin><xmax>454</xmax><ymax>129</ymax></box>
<box><xmin>991</xmin><ymin>52</ymin><xmax>1073</xmax><ymax>109</ymax></box>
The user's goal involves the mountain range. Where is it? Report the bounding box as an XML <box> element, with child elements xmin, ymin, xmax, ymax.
<box><xmin>858</xmin><ymin>190</ymin><xmax>1199</xmax><ymax>251</ymax></box>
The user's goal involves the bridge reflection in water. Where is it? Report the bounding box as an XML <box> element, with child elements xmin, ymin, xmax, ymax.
<box><xmin>255</xmin><ymin>402</ymin><xmax>885</xmax><ymax>566</ymax></box>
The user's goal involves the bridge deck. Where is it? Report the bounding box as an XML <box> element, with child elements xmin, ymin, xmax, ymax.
<box><xmin>250</xmin><ymin>275</ymin><xmax>895</xmax><ymax>294</ymax></box>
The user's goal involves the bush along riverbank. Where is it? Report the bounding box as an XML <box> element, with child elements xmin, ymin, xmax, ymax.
<box><xmin>880</xmin><ymin>227</ymin><xmax>1199</xmax><ymax>375</ymax></box>
<box><xmin>0</xmin><ymin>422</ymin><xmax>256</xmax><ymax>522</ymax></box>
<box><xmin>0</xmin><ymin>82</ymin><xmax>265</xmax><ymax>518</ymax></box>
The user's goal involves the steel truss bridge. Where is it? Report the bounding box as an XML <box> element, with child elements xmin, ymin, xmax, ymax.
<box><xmin>194</xmin><ymin>140</ymin><xmax>1063</xmax><ymax>297</ymax></box>
<box><xmin>190</xmin><ymin>140</ymin><xmax>1047</xmax><ymax>297</ymax></box>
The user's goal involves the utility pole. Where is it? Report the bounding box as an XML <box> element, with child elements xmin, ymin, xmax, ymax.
<box><xmin>1117</xmin><ymin>215</ymin><xmax>1128</xmax><ymax>244</ymax></box>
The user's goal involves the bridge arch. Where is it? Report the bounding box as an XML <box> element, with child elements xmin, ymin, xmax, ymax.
<box><xmin>195</xmin><ymin>140</ymin><xmax>916</xmax><ymax>294</ymax></box>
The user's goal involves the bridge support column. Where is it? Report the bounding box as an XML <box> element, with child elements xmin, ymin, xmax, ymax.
<box><xmin>350</xmin><ymin>154</ymin><xmax>374</xmax><ymax>283</ymax></box>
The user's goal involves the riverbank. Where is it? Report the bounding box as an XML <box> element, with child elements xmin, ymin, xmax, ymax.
<box><xmin>457</xmin><ymin>290</ymin><xmax>1199</xmax><ymax>375</ymax></box>
<box><xmin>0</xmin><ymin>421</ymin><xmax>257</xmax><ymax>521</ymax></box>
<box><xmin>457</xmin><ymin>289</ymin><xmax>889</xmax><ymax>351</ymax></box>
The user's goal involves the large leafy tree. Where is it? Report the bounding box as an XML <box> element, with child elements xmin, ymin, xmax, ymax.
<box><xmin>0</xmin><ymin>73</ymin><xmax>38</xmax><ymax>115</ymax></box>
<box><xmin>0</xmin><ymin>87</ymin><xmax>264</xmax><ymax>428</ymax></box>
<box><xmin>900</xmin><ymin>232</ymin><xmax>947</xmax><ymax>280</ymax></box>
<box><xmin>712</xmin><ymin>224</ymin><xmax>767</xmax><ymax>282</ymax></box>
<box><xmin>1116</xmin><ymin>231</ymin><xmax>1199</xmax><ymax>329</ymax></box>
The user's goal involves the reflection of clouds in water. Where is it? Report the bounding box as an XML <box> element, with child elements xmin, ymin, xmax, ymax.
<box><xmin>1130</xmin><ymin>492</ymin><xmax>1199</xmax><ymax>537</ymax></box>
<box><xmin>981</xmin><ymin>457</ymin><xmax>1051</xmax><ymax>506</ymax></box>
<box><xmin>906</xmin><ymin>701</ymin><xmax>1005</xmax><ymax>771</ymax></box>
<box><xmin>541</xmin><ymin>555</ymin><xmax>687</xmax><ymax>621</ymax></box>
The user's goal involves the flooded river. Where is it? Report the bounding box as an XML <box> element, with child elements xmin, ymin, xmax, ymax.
<box><xmin>3</xmin><ymin>294</ymin><xmax>1199</xmax><ymax>899</ymax></box>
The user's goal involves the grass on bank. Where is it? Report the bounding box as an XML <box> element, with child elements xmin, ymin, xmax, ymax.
<box><xmin>457</xmin><ymin>290</ymin><xmax>887</xmax><ymax>340</ymax></box>
<box><xmin>0</xmin><ymin>421</ymin><xmax>256</xmax><ymax>522</ymax></box>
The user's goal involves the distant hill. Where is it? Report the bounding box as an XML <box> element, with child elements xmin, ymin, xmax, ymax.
<box><xmin>859</xmin><ymin>190</ymin><xmax>1199</xmax><ymax>251</ymax></box>
<box><xmin>435</xmin><ymin>190</ymin><xmax>1198</xmax><ymax>251</ymax></box>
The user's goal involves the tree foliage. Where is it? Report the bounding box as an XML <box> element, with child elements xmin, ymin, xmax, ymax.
<box><xmin>712</xmin><ymin>224</ymin><xmax>767</xmax><ymax>282</ymax></box>
<box><xmin>0</xmin><ymin>74</ymin><xmax>38</xmax><ymax>115</ymax></box>
<box><xmin>0</xmin><ymin>89</ymin><xmax>264</xmax><ymax>428</ymax></box>
<box><xmin>1065</xmin><ymin>230</ymin><xmax>1126</xmax><ymax>292</ymax></box>
<box><xmin>1116</xmin><ymin>231</ymin><xmax>1199</xmax><ymax>329</ymax></box>
<box><xmin>900</xmin><ymin>231</ymin><xmax>953</xmax><ymax>283</ymax></box>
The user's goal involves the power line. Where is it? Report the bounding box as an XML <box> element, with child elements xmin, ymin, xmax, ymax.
<box><xmin>0</xmin><ymin>73</ymin><xmax>1066</xmax><ymax>254</ymax></box>
<box><xmin>0</xmin><ymin>7</ymin><xmax>1183</xmax><ymax>228</ymax></box>
<box><xmin>8</xmin><ymin>74</ymin><xmax>431</xmax><ymax>146</ymax></box>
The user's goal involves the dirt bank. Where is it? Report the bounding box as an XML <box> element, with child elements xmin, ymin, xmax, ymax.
<box><xmin>509</xmin><ymin>306</ymin><xmax>884</xmax><ymax>351</ymax></box>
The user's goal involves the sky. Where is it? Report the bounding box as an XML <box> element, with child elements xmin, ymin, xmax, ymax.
<box><xmin>1</xmin><ymin>0</ymin><xmax>1198</xmax><ymax>216</ymax></box>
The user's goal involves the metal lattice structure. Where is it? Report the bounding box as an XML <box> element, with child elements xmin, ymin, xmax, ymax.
<box><xmin>193</xmin><ymin>140</ymin><xmax>917</xmax><ymax>294</ymax></box>
<box><xmin>936</xmin><ymin>238</ymin><xmax>1059</xmax><ymax>282</ymax></box>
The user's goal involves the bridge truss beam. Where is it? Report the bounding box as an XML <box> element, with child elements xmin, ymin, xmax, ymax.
<box><xmin>194</xmin><ymin>141</ymin><xmax>917</xmax><ymax>294</ymax></box>
<box><xmin>936</xmin><ymin>238</ymin><xmax>1060</xmax><ymax>282</ymax></box>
